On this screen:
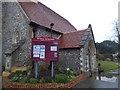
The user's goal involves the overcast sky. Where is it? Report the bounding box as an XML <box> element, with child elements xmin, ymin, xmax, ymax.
<box><xmin>38</xmin><ymin>0</ymin><xmax>119</xmax><ymax>43</ymax></box>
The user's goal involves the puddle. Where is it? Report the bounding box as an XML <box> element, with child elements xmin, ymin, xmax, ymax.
<box><xmin>93</xmin><ymin>69</ymin><xmax>120</xmax><ymax>83</ymax></box>
<box><xmin>96</xmin><ymin>76</ymin><xmax>118</xmax><ymax>83</ymax></box>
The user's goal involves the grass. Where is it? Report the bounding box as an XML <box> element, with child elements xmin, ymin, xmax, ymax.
<box><xmin>97</xmin><ymin>60</ymin><xmax>120</xmax><ymax>71</ymax></box>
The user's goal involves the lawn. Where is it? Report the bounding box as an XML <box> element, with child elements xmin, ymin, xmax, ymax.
<box><xmin>97</xmin><ymin>60</ymin><xmax>120</xmax><ymax>71</ymax></box>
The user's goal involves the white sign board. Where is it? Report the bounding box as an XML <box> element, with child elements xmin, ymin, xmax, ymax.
<box><xmin>33</xmin><ymin>45</ymin><xmax>46</xmax><ymax>58</ymax></box>
<box><xmin>33</xmin><ymin>45</ymin><xmax>40</xmax><ymax>57</ymax></box>
<box><xmin>40</xmin><ymin>52</ymin><xmax>45</xmax><ymax>59</ymax></box>
<box><xmin>40</xmin><ymin>45</ymin><xmax>45</xmax><ymax>59</ymax></box>
<box><xmin>50</xmin><ymin>46</ymin><xmax>57</xmax><ymax>51</ymax></box>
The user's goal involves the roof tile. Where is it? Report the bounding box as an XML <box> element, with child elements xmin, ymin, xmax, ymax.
<box><xmin>19</xmin><ymin>2</ymin><xmax>77</xmax><ymax>33</ymax></box>
<box><xmin>59</xmin><ymin>30</ymin><xmax>87</xmax><ymax>49</ymax></box>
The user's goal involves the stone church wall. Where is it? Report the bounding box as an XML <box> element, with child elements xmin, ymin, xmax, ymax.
<box><xmin>2</xmin><ymin>2</ymin><xmax>61</xmax><ymax>69</ymax></box>
<box><xmin>0</xmin><ymin>1</ymin><xmax>2</xmax><ymax>75</ymax></box>
<box><xmin>35</xmin><ymin>25</ymin><xmax>60</xmax><ymax>39</ymax></box>
<box><xmin>81</xmin><ymin>31</ymin><xmax>96</xmax><ymax>72</ymax></box>
<box><xmin>2</xmin><ymin>2</ymin><xmax>33</xmax><ymax>67</ymax></box>
<box><xmin>55</xmin><ymin>48</ymin><xmax>81</xmax><ymax>72</ymax></box>
<box><xmin>2</xmin><ymin>2</ymin><xmax>96</xmax><ymax>73</ymax></box>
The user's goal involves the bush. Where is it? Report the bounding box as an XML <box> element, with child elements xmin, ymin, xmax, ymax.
<box><xmin>10</xmin><ymin>76</ymin><xmax>19</xmax><ymax>82</ymax></box>
<box><xmin>69</xmin><ymin>75</ymin><xmax>76</xmax><ymax>79</ymax></box>
<box><xmin>43</xmin><ymin>76</ymin><xmax>52</xmax><ymax>83</ymax></box>
<box><xmin>27</xmin><ymin>70</ymin><xmax>31</xmax><ymax>76</ymax></box>
<box><xmin>29</xmin><ymin>78</ymin><xmax>39</xmax><ymax>84</ymax></box>
<box><xmin>16</xmin><ymin>70</ymin><xmax>23</xmax><ymax>75</ymax></box>
<box><xmin>66</xmin><ymin>70</ymin><xmax>78</xmax><ymax>76</ymax></box>
<box><xmin>18</xmin><ymin>76</ymin><xmax>27</xmax><ymax>83</ymax></box>
<box><xmin>54</xmin><ymin>74</ymin><xmax>69</xmax><ymax>84</ymax></box>
<box><xmin>8</xmin><ymin>72</ymin><xmax>16</xmax><ymax>79</ymax></box>
<box><xmin>58</xmin><ymin>67</ymin><xmax>65</xmax><ymax>73</ymax></box>
<box><xmin>39</xmin><ymin>77</ymin><xmax>45</xmax><ymax>83</ymax></box>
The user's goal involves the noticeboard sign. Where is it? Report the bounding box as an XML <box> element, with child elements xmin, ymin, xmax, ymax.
<box><xmin>31</xmin><ymin>37</ymin><xmax>59</xmax><ymax>61</ymax></box>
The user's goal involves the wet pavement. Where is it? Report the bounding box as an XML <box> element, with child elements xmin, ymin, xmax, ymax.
<box><xmin>73</xmin><ymin>78</ymin><xmax>118</xmax><ymax>88</ymax></box>
<box><xmin>73</xmin><ymin>68</ymin><xmax>120</xmax><ymax>89</ymax></box>
<box><xmin>0</xmin><ymin>76</ymin><xmax>2</xmax><ymax>90</ymax></box>
<box><xmin>106</xmin><ymin>69</ymin><xmax>120</xmax><ymax>74</ymax></box>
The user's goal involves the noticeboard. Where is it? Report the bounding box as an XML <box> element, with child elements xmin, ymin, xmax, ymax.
<box><xmin>31</xmin><ymin>37</ymin><xmax>59</xmax><ymax>61</ymax></box>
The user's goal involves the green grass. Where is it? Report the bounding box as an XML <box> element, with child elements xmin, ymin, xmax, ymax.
<box><xmin>97</xmin><ymin>60</ymin><xmax>120</xmax><ymax>71</ymax></box>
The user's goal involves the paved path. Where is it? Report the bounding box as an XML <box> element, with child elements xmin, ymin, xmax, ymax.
<box><xmin>106</xmin><ymin>69</ymin><xmax>120</xmax><ymax>74</ymax></box>
<box><xmin>73</xmin><ymin>78</ymin><xmax>118</xmax><ymax>88</ymax></box>
<box><xmin>0</xmin><ymin>76</ymin><xmax>2</xmax><ymax>90</ymax></box>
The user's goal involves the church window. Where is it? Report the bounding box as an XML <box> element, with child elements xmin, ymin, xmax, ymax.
<box><xmin>13</xmin><ymin>31</ymin><xmax>20</xmax><ymax>44</ymax></box>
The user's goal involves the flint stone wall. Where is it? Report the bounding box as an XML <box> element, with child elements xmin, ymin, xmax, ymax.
<box><xmin>55</xmin><ymin>48</ymin><xmax>81</xmax><ymax>72</ymax></box>
<box><xmin>2</xmin><ymin>2</ymin><xmax>33</xmax><ymax>67</ymax></box>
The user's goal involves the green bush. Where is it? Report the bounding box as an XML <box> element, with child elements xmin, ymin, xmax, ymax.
<box><xmin>8</xmin><ymin>72</ymin><xmax>16</xmax><ymax>79</ymax></box>
<box><xmin>29</xmin><ymin>78</ymin><xmax>39</xmax><ymax>84</ymax></box>
<box><xmin>66</xmin><ymin>70</ymin><xmax>73</xmax><ymax>74</ymax></box>
<box><xmin>43</xmin><ymin>76</ymin><xmax>52</xmax><ymax>83</ymax></box>
<box><xmin>54</xmin><ymin>74</ymin><xmax>69</xmax><ymax>84</ymax></box>
<box><xmin>9</xmin><ymin>70</ymin><xmax>24</xmax><ymax>79</ymax></box>
<box><xmin>58</xmin><ymin>67</ymin><xmax>65</xmax><ymax>73</ymax></box>
<box><xmin>69</xmin><ymin>75</ymin><xmax>76</xmax><ymax>79</ymax></box>
<box><xmin>27</xmin><ymin>70</ymin><xmax>31</xmax><ymax>76</ymax></box>
<box><xmin>16</xmin><ymin>70</ymin><xmax>23</xmax><ymax>74</ymax></box>
<box><xmin>66</xmin><ymin>70</ymin><xmax>78</xmax><ymax>76</ymax></box>
<box><xmin>10</xmin><ymin>76</ymin><xmax>19</xmax><ymax>82</ymax></box>
<box><xmin>18</xmin><ymin>76</ymin><xmax>27</xmax><ymax>83</ymax></box>
<box><xmin>39</xmin><ymin>77</ymin><xmax>45</xmax><ymax>83</ymax></box>
<box><xmin>39</xmin><ymin>76</ymin><xmax>52</xmax><ymax>83</ymax></box>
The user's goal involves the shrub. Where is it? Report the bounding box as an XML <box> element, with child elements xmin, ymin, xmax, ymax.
<box><xmin>8</xmin><ymin>72</ymin><xmax>16</xmax><ymax>79</ymax></box>
<box><xmin>69</xmin><ymin>75</ymin><xmax>76</xmax><ymax>79</ymax></box>
<box><xmin>54</xmin><ymin>74</ymin><xmax>69</xmax><ymax>84</ymax></box>
<box><xmin>66</xmin><ymin>70</ymin><xmax>78</xmax><ymax>76</ymax></box>
<box><xmin>29</xmin><ymin>78</ymin><xmax>39</xmax><ymax>84</ymax></box>
<box><xmin>66</xmin><ymin>70</ymin><xmax>74</xmax><ymax>75</ymax></box>
<box><xmin>39</xmin><ymin>77</ymin><xmax>45</xmax><ymax>83</ymax></box>
<box><xmin>10</xmin><ymin>76</ymin><xmax>19</xmax><ymax>82</ymax></box>
<box><xmin>58</xmin><ymin>67</ymin><xmax>65</xmax><ymax>73</ymax></box>
<box><xmin>43</xmin><ymin>76</ymin><xmax>52</xmax><ymax>83</ymax></box>
<box><xmin>9</xmin><ymin>70</ymin><xmax>23</xmax><ymax>79</ymax></box>
<box><xmin>27</xmin><ymin>70</ymin><xmax>31</xmax><ymax>76</ymax></box>
<box><xmin>18</xmin><ymin>76</ymin><xmax>27</xmax><ymax>83</ymax></box>
<box><xmin>16</xmin><ymin>70</ymin><xmax>23</xmax><ymax>74</ymax></box>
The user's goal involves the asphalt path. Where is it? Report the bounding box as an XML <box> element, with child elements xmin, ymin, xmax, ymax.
<box><xmin>73</xmin><ymin>78</ymin><xmax>118</xmax><ymax>89</ymax></box>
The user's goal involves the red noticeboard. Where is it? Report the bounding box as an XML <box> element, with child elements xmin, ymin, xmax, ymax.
<box><xmin>31</xmin><ymin>37</ymin><xmax>59</xmax><ymax>61</ymax></box>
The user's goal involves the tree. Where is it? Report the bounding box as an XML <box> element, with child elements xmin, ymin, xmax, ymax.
<box><xmin>96</xmin><ymin>40</ymin><xmax>118</xmax><ymax>54</ymax></box>
<box><xmin>112</xmin><ymin>20</ymin><xmax>120</xmax><ymax>60</ymax></box>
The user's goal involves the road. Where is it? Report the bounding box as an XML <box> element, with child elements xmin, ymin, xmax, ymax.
<box><xmin>73</xmin><ymin>78</ymin><xmax>118</xmax><ymax>89</ymax></box>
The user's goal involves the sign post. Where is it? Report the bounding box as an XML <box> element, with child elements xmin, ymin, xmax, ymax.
<box><xmin>35</xmin><ymin>61</ymin><xmax>38</xmax><ymax>78</ymax></box>
<box><xmin>51</xmin><ymin>61</ymin><xmax>54</xmax><ymax>78</ymax></box>
<box><xmin>31</xmin><ymin>37</ymin><xmax>59</xmax><ymax>78</ymax></box>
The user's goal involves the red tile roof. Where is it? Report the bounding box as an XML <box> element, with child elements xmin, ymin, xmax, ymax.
<box><xmin>19</xmin><ymin>2</ymin><xmax>77</xmax><ymax>33</ymax></box>
<box><xmin>59</xmin><ymin>30</ymin><xmax>87</xmax><ymax>49</ymax></box>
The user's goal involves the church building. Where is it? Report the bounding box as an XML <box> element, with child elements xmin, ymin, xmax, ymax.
<box><xmin>1</xmin><ymin>1</ymin><xmax>96</xmax><ymax>73</ymax></box>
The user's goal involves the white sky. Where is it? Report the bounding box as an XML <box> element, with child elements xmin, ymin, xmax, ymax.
<box><xmin>38</xmin><ymin>0</ymin><xmax>119</xmax><ymax>43</ymax></box>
